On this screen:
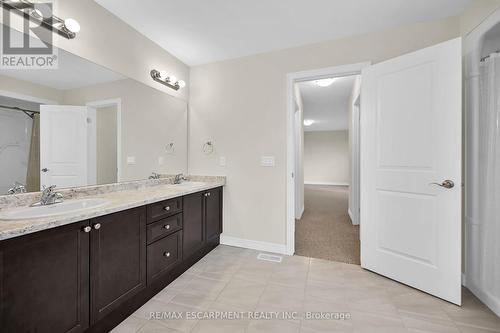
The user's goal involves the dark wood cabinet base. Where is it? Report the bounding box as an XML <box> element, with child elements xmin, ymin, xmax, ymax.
<box><xmin>85</xmin><ymin>236</ymin><xmax>219</xmax><ymax>333</ymax></box>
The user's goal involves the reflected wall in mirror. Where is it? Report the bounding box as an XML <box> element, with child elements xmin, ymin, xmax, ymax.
<box><xmin>0</xmin><ymin>26</ymin><xmax>187</xmax><ymax>195</ymax></box>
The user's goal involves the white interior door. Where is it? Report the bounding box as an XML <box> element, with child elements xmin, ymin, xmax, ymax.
<box><xmin>360</xmin><ymin>38</ymin><xmax>462</xmax><ymax>305</ymax></box>
<box><xmin>40</xmin><ymin>105</ymin><xmax>89</xmax><ymax>190</ymax></box>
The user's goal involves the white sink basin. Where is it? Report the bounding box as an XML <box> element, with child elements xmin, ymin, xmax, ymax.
<box><xmin>0</xmin><ymin>198</ymin><xmax>110</xmax><ymax>220</ymax></box>
<box><xmin>173</xmin><ymin>181</ymin><xmax>206</xmax><ymax>187</ymax></box>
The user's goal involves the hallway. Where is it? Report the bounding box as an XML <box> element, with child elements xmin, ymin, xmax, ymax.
<box><xmin>295</xmin><ymin>185</ymin><xmax>360</xmax><ymax>264</ymax></box>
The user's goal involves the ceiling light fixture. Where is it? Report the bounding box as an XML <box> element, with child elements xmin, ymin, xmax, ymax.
<box><xmin>1</xmin><ymin>0</ymin><xmax>80</xmax><ymax>39</ymax></box>
<box><xmin>315</xmin><ymin>78</ymin><xmax>337</xmax><ymax>87</ymax></box>
<box><xmin>150</xmin><ymin>69</ymin><xmax>186</xmax><ymax>91</ymax></box>
<box><xmin>304</xmin><ymin>119</ymin><xmax>314</xmax><ymax>126</ymax></box>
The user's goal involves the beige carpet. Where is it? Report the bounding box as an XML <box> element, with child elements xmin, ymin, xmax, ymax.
<box><xmin>295</xmin><ymin>185</ymin><xmax>360</xmax><ymax>264</ymax></box>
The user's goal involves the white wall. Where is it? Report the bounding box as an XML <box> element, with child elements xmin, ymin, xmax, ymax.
<box><xmin>189</xmin><ymin>17</ymin><xmax>460</xmax><ymax>247</ymax></box>
<box><xmin>348</xmin><ymin>76</ymin><xmax>362</xmax><ymax>223</ymax></box>
<box><xmin>304</xmin><ymin>130</ymin><xmax>349</xmax><ymax>185</ymax></box>
<box><xmin>293</xmin><ymin>84</ymin><xmax>304</xmax><ymax>218</ymax></box>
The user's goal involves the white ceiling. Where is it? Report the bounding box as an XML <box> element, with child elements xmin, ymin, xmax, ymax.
<box><xmin>1</xmin><ymin>26</ymin><xmax>125</xmax><ymax>90</ymax></box>
<box><xmin>298</xmin><ymin>76</ymin><xmax>358</xmax><ymax>132</ymax></box>
<box><xmin>95</xmin><ymin>0</ymin><xmax>471</xmax><ymax>65</ymax></box>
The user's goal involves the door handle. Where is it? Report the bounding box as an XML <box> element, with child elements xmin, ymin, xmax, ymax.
<box><xmin>41</xmin><ymin>168</ymin><xmax>49</xmax><ymax>173</ymax></box>
<box><xmin>430</xmin><ymin>180</ymin><xmax>454</xmax><ymax>189</ymax></box>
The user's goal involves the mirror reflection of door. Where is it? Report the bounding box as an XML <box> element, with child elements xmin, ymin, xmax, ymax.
<box><xmin>95</xmin><ymin>105</ymin><xmax>118</xmax><ymax>185</ymax></box>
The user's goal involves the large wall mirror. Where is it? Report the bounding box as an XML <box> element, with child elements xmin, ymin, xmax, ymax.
<box><xmin>0</xmin><ymin>26</ymin><xmax>187</xmax><ymax>195</ymax></box>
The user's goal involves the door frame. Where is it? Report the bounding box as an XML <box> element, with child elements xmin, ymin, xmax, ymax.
<box><xmin>85</xmin><ymin>98</ymin><xmax>122</xmax><ymax>183</ymax></box>
<box><xmin>285</xmin><ymin>62</ymin><xmax>370</xmax><ymax>255</ymax></box>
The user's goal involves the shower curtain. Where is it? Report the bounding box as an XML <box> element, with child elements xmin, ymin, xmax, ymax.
<box><xmin>26</xmin><ymin>114</ymin><xmax>40</xmax><ymax>192</ymax></box>
<box><xmin>477</xmin><ymin>54</ymin><xmax>500</xmax><ymax>300</ymax></box>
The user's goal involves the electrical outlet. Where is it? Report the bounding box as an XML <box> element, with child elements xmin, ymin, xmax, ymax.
<box><xmin>260</xmin><ymin>156</ymin><xmax>275</xmax><ymax>167</ymax></box>
<box><xmin>127</xmin><ymin>156</ymin><xmax>136</xmax><ymax>165</ymax></box>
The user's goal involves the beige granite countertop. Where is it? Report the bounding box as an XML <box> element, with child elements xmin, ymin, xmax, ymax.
<box><xmin>0</xmin><ymin>177</ymin><xmax>225</xmax><ymax>241</ymax></box>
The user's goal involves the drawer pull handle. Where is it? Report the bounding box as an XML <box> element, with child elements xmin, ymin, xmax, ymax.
<box><xmin>93</xmin><ymin>223</ymin><xmax>101</xmax><ymax>230</ymax></box>
<box><xmin>164</xmin><ymin>206</ymin><xmax>170</xmax><ymax>211</ymax></box>
<box><xmin>164</xmin><ymin>252</ymin><xmax>171</xmax><ymax>257</ymax></box>
<box><xmin>164</xmin><ymin>225</ymin><xmax>171</xmax><ymax>230</ymax></box>
<box><xmin>82</xmin><ymin>226</ymin><xmax>91</xmax><ymax>233</ymax></box>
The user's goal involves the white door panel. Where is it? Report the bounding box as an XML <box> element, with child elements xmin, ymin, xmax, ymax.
<box><xmin>40</xmin><ymin>105</ymin><xmax>88</xmax><ymax>189</ymax></box>
<box><xmin>361</xmin><ymin>38</ymin><xmax>462</xmax><ymax>305</ymax></box>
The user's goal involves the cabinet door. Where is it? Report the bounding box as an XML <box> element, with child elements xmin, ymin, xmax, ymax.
<box><xmin>205</xmin><ymin>187</ymin><xmax>222</xmax><ymax>241</ymax></box>
<box><xmin>90</xmin><ymin>207</ymin><xmax>146</xmax><ymax>323</ymax></box>
<box><xmin>0</xmin><ymin>221</ymin><xmax>90</xmax><ymax>333</ymax></box>
<box><xmin>183</xmin><ymin>191</ymin><xmax>205</xmax><ymax>258</ymax></box>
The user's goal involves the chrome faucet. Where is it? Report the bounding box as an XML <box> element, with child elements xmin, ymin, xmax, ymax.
<box><xmin>149</xmin><ymin>172</ymin><xmax>161</xmax><ymax>180</ymax></box>
<box><xmin>7</xmin><ymin>182</ymin><xmax>26</xmax><ymax>195</ymax></box>
<box><xmin>38</xmin><ymin>185</ymin><xmax>63</xmax><ymax>206</ymax></box>
<box><xmin>174</xmin><ymin>173</ymin><xmax>187</xmax><ymax>184</ymax></box>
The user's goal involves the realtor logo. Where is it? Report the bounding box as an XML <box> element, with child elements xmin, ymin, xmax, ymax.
<box><xmin>1</xmin><ymin>0</ymin><xmax>58</xmax><ymax>69</ymax></box>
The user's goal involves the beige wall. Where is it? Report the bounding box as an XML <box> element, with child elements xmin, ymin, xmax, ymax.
<box><xmin>304</xmin><ymin>131</ymin><xmax>349</xmax><ymax>185</ymax></box>
<box><xmin>0</xmin><ymin>75</ymin><xmax>63</xmax><ymax>103</ymax></box>
<box><xmin>96</xmin><ymin>105</ymin><xmax>117</xmax><ymax>184</ymax></box>
<box><xmin>64</xmin><ymin>79</ymin><xmax>188</xmax><ymax>181</ymax></box>
<box><xmin>0</xmin><ymin>0</ymin><xmax>189</xmax><ymax>101</ymax></box>
<box><xmin>348</xmin><ymin>76</ymin><xmax>362</xmax><ymax>217</ymax></box>
<box><xmin>189</xmin><ymin>17</ymin><xmax>461</xmax><ymax>246</ymax></box>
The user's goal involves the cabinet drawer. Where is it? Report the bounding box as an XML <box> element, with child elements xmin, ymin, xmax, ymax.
<box><xmin>147</xmin><ymin>231</ymin><xmax>182</xmax><ymax>284</ymax></box>
<box><xmin>147</xmin><ymin>197</ymin><xmax>182</xmax><ymax>223</ymax></box>
<box><xmin>147</xmin><ymin>213</ymin><xmax>182</xmax><ymax>244</ymax></box>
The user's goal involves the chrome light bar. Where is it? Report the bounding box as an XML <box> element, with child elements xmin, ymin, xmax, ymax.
<box><xmin>1</xmin><ymin>0</ymin><xmax>80</xmax><ymax>39</ymax></box>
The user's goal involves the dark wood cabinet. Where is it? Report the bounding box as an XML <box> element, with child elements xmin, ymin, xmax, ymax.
<box><xmin>89</xmin><ymin>207</ymin><xmax>146</xmax><ymax>324</ymax></box>
<box><xmin>205</xmin><ymin>187</ymin><xmax>222</xmax><ymax>242</ymax></box>
<box><xmin>183</xmin><ymin>187</ymin><xmax>223</xmax><ymax>259</ymax></box>
<box><xmin>0</xmin><ymin>220</ymin><xmax>90</xmax><ymax>333</ymax></box>
<box><xmin>0</xmin><ymin>187</ymin><xmax>222</xmax><ymax>333</ymax></box>
<box><xmin>182</xmin><ymin>191</ymin><xmax>205</xmax><ymax>258</ymax></box>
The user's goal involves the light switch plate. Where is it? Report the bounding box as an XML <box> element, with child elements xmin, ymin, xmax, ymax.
<box><xmin>260</xmin><ymin>156</ymin><xmax>275</xmax><ymax>167</ymax></box>
<box><xmin>127</xmin><ymin>156</ymin><xmax>136</xmax><ymax>165</ymax></box>
<box><xmin>219</xmin><ymin>156</ymin><xmax>226</xmax><ymax>167</ymax></box>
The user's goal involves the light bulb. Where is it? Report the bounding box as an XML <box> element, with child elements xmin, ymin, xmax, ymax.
<box><xmin>178</xmin><ymin>80</ymin><xmax>186</xmax><ymax>88</ymax></box>
<box><xmin>315</xmin><ymin>78</ymin><xmax>336</xmax><ymax>87</ymax></box>
<box><xmin>169</xmin><ymin>75</ymin><xmax>177</xmax><ymax>84</ymax></box>
<box><xmin>159</xmin><ymin>71</ymin><xmax>168</xmax><ymax>79</ymax></box>
<box><xmin>64</xmin><ymin>18</ymin><xmax>80</xmax><ymax>33</ymax></box>
<box><xmin>30</xmin><ymin>8</ymin><xmax>43</xmax><ymax>19</ymax></box>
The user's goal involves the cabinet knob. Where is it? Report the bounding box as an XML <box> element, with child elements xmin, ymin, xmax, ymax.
<box><xmin>82</xmin><ymin>226</ymin><xmax>91</xmax><ymax>233</ymax></box>
<box><xmin>164</xmin><ymin>206</ymin><xmax>170</xmax><ymax>211</ymax></box>
<box><xmin>207</xmin><ymin>192</ymin><xmax>211</xmax><ymax>196</ymax></box>
<box><xmin>164</xmin><ymin>252</ymin><xmax>171</xmax><ymax>257</ymax></box>
<box><xmin>164</xmin><ymin>224</ymin><xmax>171</xmax><ymax>230</ymax></box>
<box><xmin>93</xmin><ymin>223</ymin><xmax>101</xmax><ymax>230</ymax></box>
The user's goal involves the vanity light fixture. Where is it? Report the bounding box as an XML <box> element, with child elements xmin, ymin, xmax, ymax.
<box><xmin>150</xmin><ymin>69</ymin><xmax>186</xmax><ymax>91</ymax></box>
<box><xmin>1</xmin><ymin>0</ymin><xmax>80</xmax><ymax>39</ymax></box>
<box><xmin>315</xmin><ymin>78</ymin><xmax>337</xmax><ymax>87</ymax></box>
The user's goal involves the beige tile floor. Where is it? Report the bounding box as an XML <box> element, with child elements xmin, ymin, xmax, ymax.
<box><xmin>112</xmin><ymin>245</ymin><xmax>500</xmax><ymax>333</ymax></box>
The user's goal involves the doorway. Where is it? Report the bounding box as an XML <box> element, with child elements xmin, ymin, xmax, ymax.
<box><xmin>293</xmin><ymin>73</ymin><xmax>362</xmax><ymax>264</ymax></box>
<box><xmin>286</xmin><ymin>63</ymin><xmax>369</xmax><ymax>258</ymax></box>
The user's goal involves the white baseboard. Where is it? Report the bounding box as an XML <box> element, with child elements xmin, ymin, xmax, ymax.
<box><xmin>296</xmin><ymin>205</ymin><xmax>304</xmax><ymax>220</ymax></box>
<box><xmin>466</xmin><ymin>278</ymin><xmax>500</xmax><ymax>317</ymax></box>
<box><xmin>304</xmin><ymin>181</ymin><xmax>349</xmax><ymax>186</ymax></box>
<box><xmin>220</xmin><ymin>234</ymin><xmax>289</xmax><ymax>255</ymax></box>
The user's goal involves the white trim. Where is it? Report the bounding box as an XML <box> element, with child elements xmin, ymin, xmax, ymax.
<box><xmin>296</xmin><ymin>205</ymin><xmax>304</xmax><ymax>220</ymax></box>
<box><xmin>0</xmin><ymin>89</ymin><xmax>59</xmax><ymax>105</ymax></box>
<box><xmin>220</xmin><ymin>234</ymin><xmax>288</xmax><ymax>255</ymax></box>
<box><xmin>286</xmin><ymin>62</ymin><xmax>371</xmax><ymax>256</ymax></box>
<box><xmin>304</xmin><ymin>181</ymin><xmax>349</xmax><ymax>186</ymax></box>
<box><xmin>462</xmin><ymin>273</ymin><xmax>466</xmax><ymax>286</ymax></box>
<box><xmin>85</xmin><ymin>98</ymin><xmax>122</xmax><ymax>182</ymax></box>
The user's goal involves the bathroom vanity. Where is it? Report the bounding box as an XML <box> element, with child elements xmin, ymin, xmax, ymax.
<box><xmin>0</xmin><ymin>180</ymin><xmax>223</xmax><ymax>333</ymax></box>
